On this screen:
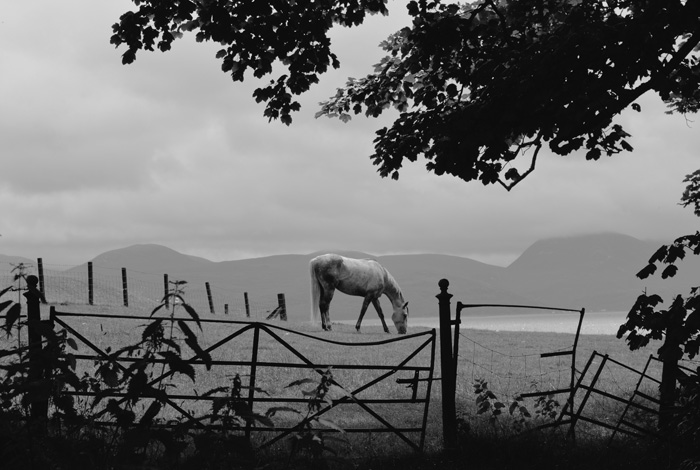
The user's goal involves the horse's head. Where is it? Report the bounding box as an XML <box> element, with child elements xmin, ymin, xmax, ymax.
<box><xmin>392</xmin><ymin>301</ymin><xmax>409</xmax><ymax>334</ymax></box>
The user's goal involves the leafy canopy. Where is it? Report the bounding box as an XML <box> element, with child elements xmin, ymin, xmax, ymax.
<box><xmin>111</xmin><ymin>0</ymin><xmax>700</xmax><ymax>187</ymax></box>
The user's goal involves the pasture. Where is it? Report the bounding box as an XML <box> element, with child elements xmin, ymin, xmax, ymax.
<box><xmin>1</xmin><ymin>301</ymin><xmax>677</xmax><ymax>469</ymax></box>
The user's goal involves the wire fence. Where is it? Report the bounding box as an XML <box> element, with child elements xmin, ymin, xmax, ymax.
<box><xmin>0</xmin><ymin>260</ymin><xmax>281</xmax><ymax>320</ymax></box>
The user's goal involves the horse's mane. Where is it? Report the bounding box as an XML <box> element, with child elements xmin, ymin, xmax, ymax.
<box><xmin>382</xmin><ymin>266</ymin><xmax>404</xmax><ymax>302</ymax></box>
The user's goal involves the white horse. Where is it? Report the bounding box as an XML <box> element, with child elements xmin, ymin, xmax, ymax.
<box><xmin>309</xmin><ymin>254</ymin><xmax>408</xmax><ymax>334</ymax></box>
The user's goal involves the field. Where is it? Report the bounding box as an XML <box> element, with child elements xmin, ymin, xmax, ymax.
<box><xmin>1</xmin><ymin>302</ymin><xmax>686</xmax><ymax>469</ymax></box>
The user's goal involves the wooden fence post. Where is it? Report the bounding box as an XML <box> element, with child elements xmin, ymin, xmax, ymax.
<box><xmin>164</xmin><ymin>274</ymin><xmax>169</xmax><ymax>308</ymax></box>
<box><xmin>37</xmin><ymin>258</ymin><xmax>45</xmax><ymax>297</ymax></box>
<box><xmin>206</xmin><ymin>282</ymin><xmax>215</xmax><ymax>314</ymax></box>
<box><xmin>437</xmin><ymin>279</ymin><xmax>457</xmax><ymax>452</ymax></box>
<box><xmin>277</xmin><ymin>293</ymin><xmax>287</xmax><ymax>321</ymax></box>
<box><xmin>244</xmin><ymin>292</ymin><xmax>250</xmax><ymax>317</ymax></box>
<box><xmin>121</xmin><ymin>268</ymin><xmax>128</xmax><ymax>307</ymax></box>
<box><xmin>88</xmin><ymin>262</ymin><xmax>94</xmax><ymax>305</ymax></box>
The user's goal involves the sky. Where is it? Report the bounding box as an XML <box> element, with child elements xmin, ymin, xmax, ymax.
<box><xmin>1</xmin><ymin>1</ymin><xmax>699</xmax><ymax>269</ymax></box>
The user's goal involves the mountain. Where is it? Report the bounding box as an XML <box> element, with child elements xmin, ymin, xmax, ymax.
<box><xmin>26</xmin><ymin>232</ymin><xmax>700</xmax><ymax>323</ymax></box>
<box><xmin>503</xmin><ymin>233</ymin><xmax>700</xmax><ymax>310</ymax></box>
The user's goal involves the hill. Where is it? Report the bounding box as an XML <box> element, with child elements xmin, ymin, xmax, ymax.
<box><xmin>8</xmin><ymin>233</ymin><xmax>700</xmax><ymax>324</ymax></box>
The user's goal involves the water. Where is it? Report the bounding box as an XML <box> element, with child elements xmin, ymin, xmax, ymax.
<box><xmin>339</xmin><ymin>311</ymin><xmax>627</xmax><ymax>335</ymax></box>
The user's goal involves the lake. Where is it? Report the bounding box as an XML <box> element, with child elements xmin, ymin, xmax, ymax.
<box><xmin>338</xmin><ymin>310</ymin><xmax>628</xmax><ymax>335</ymax></box>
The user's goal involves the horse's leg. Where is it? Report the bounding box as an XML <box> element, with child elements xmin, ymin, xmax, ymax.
<box><xmin>371</xmin><ymin>298</ymin><xmax>390</xmax><ymax>333</ymax></box>
<box><xmin>355</xmin><ymin>297</ymin><xmax>372</xmax><ymax>333</ymax></box>
<box><xmin>319</xmin><ymin>288</ymin><xmax>335</xmax><ymax>331</ymax></box>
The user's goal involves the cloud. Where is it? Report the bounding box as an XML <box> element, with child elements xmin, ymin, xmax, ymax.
<box><xmin>1</xmin><ymin>1</ymin><xmax>699</xmax><ymax>268</ymax></box>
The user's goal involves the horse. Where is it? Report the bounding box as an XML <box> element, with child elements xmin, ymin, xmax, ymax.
<box><xmin>309</xmin><ymin>254</ymin><xmax>409</xmax><ymax>334</ymax></box>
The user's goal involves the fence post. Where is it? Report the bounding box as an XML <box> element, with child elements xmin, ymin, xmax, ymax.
<box><xmin>277</xmin><ymin>293</ymin><xmax>287</xmax><ymax>321</ymax></box>
<box><xmin>88</xmin><ymin>262</ymin><xmax>94</xmax><ymax>305</ymax></box>
<box><xmin>437</xmin><ymin>278</ymin><xmax>457</xmax><ymax>452</ymax></box>
<box><xmin>206</xmin><ymin>282</ymin><xmax>215</xmax><ymax>314</ymax></box>
<box><xmin>25</xmin><ymin>275</ymin><xmax>48</xmax><ymax>426</ymax></box>
<box><xmin>163</xmin><ymin>274</ymin><xmax>169</xmax><ymax>308</ymax></box>
<box><xmin>244</xmin><ymin>292</ymin><xmax>250</xmax><ymax>318</ymax></box>
<box><xmin>659</xmin><ymin>310</ymin><xmax>684</xmax><ymax>430</ymax></box>
<box><xmin>37</xmin><ymin>258</ymin><xmax>45</xmax><ymax>297</ymax></box>
<box><xmin>121</xmin><ymin>268</ymin><xmax>128</xmax><ymax>307</ymax></box>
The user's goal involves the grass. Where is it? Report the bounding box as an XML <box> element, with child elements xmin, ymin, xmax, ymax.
<box><xmin>0</xmin><ymin>302</ymin><xmax>688</xmax><ymax>469</ymax></box>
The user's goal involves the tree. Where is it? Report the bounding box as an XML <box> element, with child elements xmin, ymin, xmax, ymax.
<box><xmin>112</xmin><ymin>0</ymin><xmax>700</xmax><ymax>188</ymax></box>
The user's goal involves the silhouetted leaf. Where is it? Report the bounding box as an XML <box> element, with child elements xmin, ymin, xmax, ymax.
<box><xmin>178</xmin><ymin>320</ymin><xmax>211</xmax><ymax>369</ymax></box>
<box><xmin>181</xmin><ymin>303</ymin><xmax>201</xmax><ymax>329</ymax></box>
<box><xmin>266</xmin><ymin>406</ymin><xmax>301</xmax><ymax>417</ymax></box>
<box><xmin>662</xmin><ymin>265</ymin><xmax>679</xmax><ymax>279</ymax></box>
<box><xmin>142</xmin><ymin>319</ymin><xmax>164</xmax><ymax>342</ymax></box>
<box><xmin>0</xmin><ymin>300</ymin><xmax>13</xmax><ymax>315</ymax></box>
<box><xmin>158</xmin><ymin>350</ymin><xmax>196</xmax><ymax>382</ymax></box>
<box><xmin>637</xmin><ymin>264</ymin><xmax>657</xmax><ymax>279</ymax></box>
<box><xmin>286</xmin><ymin>378</ymin><xmax>317</xmax><ymax>388</ymax></box>
<box><xmin>4</xmin><ymin>303</ymin><xmax>21</xmax><ymax>336</ymax></box>
<box><xmin>150</xmin><ymin>303</ymin><xmax>167</xmax><ymax>317</ymax></box>
<box><xmin>140</xmin><ymin>400</ymin><xmax>162</xmax><ymax>425</ymax></box>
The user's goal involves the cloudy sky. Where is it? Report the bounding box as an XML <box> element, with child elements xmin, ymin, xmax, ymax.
<box><xmin>1</xmin><ymin>1</ymin><xmax>699</xmax><ymax>268</ymax></box>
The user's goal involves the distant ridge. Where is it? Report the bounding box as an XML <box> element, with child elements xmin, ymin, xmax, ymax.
<box><xmin>7</xmin><ymin>232</ymin><xmax>700</xmax><ymax>322</ymax></box>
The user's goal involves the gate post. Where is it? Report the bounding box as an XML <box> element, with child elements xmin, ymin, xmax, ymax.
<box><xmin>24</xmin><ymin>275</ymin><xmax>48</xmax><ymax>426</ymax></box>
<box><xmin>659</xmin><ymin>307</ymin><xmax>684</xmax><ymax>430</ymax></box>
<box><xmin>437</xmin><ymin>279</ymin><xmax>458</xmax><ymax>451</ymax></box>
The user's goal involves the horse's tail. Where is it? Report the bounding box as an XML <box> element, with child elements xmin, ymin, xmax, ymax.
<box><xmin>310</xmin><ymin>261</ymin><xmax>321</xmax><ymax>324</ymax></box>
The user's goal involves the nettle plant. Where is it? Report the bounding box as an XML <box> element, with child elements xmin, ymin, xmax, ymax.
<box><xmin>1</xmin><ymin>263</ymin><xmax>31</xmax><ymax>343</ymax></box>
<box><xmin>83</xmin><ymin>280</ymin><xmax>218</xmax><ymax>465</ymax></box>
<box><xmin>267</xmin><ymin>368</ymin><xmax>350</xmax><ymax>464</ymax></box>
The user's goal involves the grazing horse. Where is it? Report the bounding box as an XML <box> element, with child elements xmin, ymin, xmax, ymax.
<box><xmin>310</xmin><ymin>254</ymin><xmax>408</xmax><ymax>334</ymax></box>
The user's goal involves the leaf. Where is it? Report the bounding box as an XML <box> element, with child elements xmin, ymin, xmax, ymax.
<box><xmin>150</xmin><ymin>303</ymin><xmax>167</xmax><ymax>317</ymax></box>
<box><xmin>637</xmin><ymin>263</ymin><xmax>657</xmax><ymax>279</ymax></box>
<box><xmin>0</xmin><ymin>286</ymin><xmax>13</xmax><ymax>298</ymax></box>
<box><xmin>661</xmin><ymin>265</ymin><xmax>678</xmax><ymax>279</ymax></box>
<box><xmin>66</xmin><ymin>338</ymin><xmax>78</xmax><ymax>350</ymax></box>
<box><xmin>328</xmin><ymin>384</ymin><xmax>353</xmax><ymax>399</ymax></box>
<box><xmin>509</xmin><ymin>401</ymin><xmax>519</xmax><ymax>415</ymax></box>
<box><xmin>142</xmin><ymin>318</ymin><xmax>164</xmax><ymax>342</ymax></box>
<box><xmin>286</xmin><ymin>378</ymin><xmax>317</xmax><ymax>388</ymax></box>
<box><xmin>316</xmin><ymin>418</ymin><xmax>346</xmax><ymax>433</ymax></box>
<box><xmin>178</xmin><ymin>320</ymin><xmax>212</xmax><ymax>370</ymax></box>
<box><xmin>140</xmin><ymin>400</ymin><xmax>162</xmax><ymax>425</ymax></box>
<box><xmin>181</xmin><ymin>303</ymin><xmax>202</xmax><ymax>329</ymax></box>
<box><xmin>266</xmin><ymin>406</ymin><xmax>301</xmax><ymax>417</ymax></box>
<box><xmin>4</xmin><ymin>303</ymin><xmax>21</xmax><ymax>336</ymax></box>
<box><xmin>0</xmin><ymin>300</ymin><xmax>13</xmax><ymax>314</ymax></box>
<box><xmin>158</xmin><ymin>350</ymin><xmax>196</xmax><ymax>382</ymax></box>
<box><xmin>200</xmin><ymin>386</ymin><xmax>229</xmax><ymax>398</ymax></box>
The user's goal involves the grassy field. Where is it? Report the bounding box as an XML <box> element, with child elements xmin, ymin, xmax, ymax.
<box><xmin>1</xmin><ymin>302</ymin><xmax>685</xmax><ymax>469</ymax></box>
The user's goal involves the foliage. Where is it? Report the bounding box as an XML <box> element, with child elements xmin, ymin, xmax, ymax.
<box><xmin>472</xmin><ymin>378</ymin><xmax>559</xmax><ymax>434</ymax></box>
<box><xmin>113</xmin><ymin>1</ymin><xmax>700</xmax><ymax>187</ymax></box>
<box><xmin>673</xmin><ymin>367</ymin><xmax>700</xmax><ymax>468</ymax></box>
<box><xmin>617</xmin><ymin>170</ymin><xmax>700</xmax><ymax>361</ymax></box>
<box><xmin>110</xmin><ymin>0</ymin><xmax>389</xmax><ymax>126</ymax></box>
<box><xmin>267</xmin><ymin>367</ymin><xmax>350</xmax><ymax>467</ymax></box>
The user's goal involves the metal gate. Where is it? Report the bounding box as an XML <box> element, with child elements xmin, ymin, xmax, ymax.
<box><xmin>51</xmin><ymin>307</ymin><xmax>436</xmax><ymax>452</ymax></box>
